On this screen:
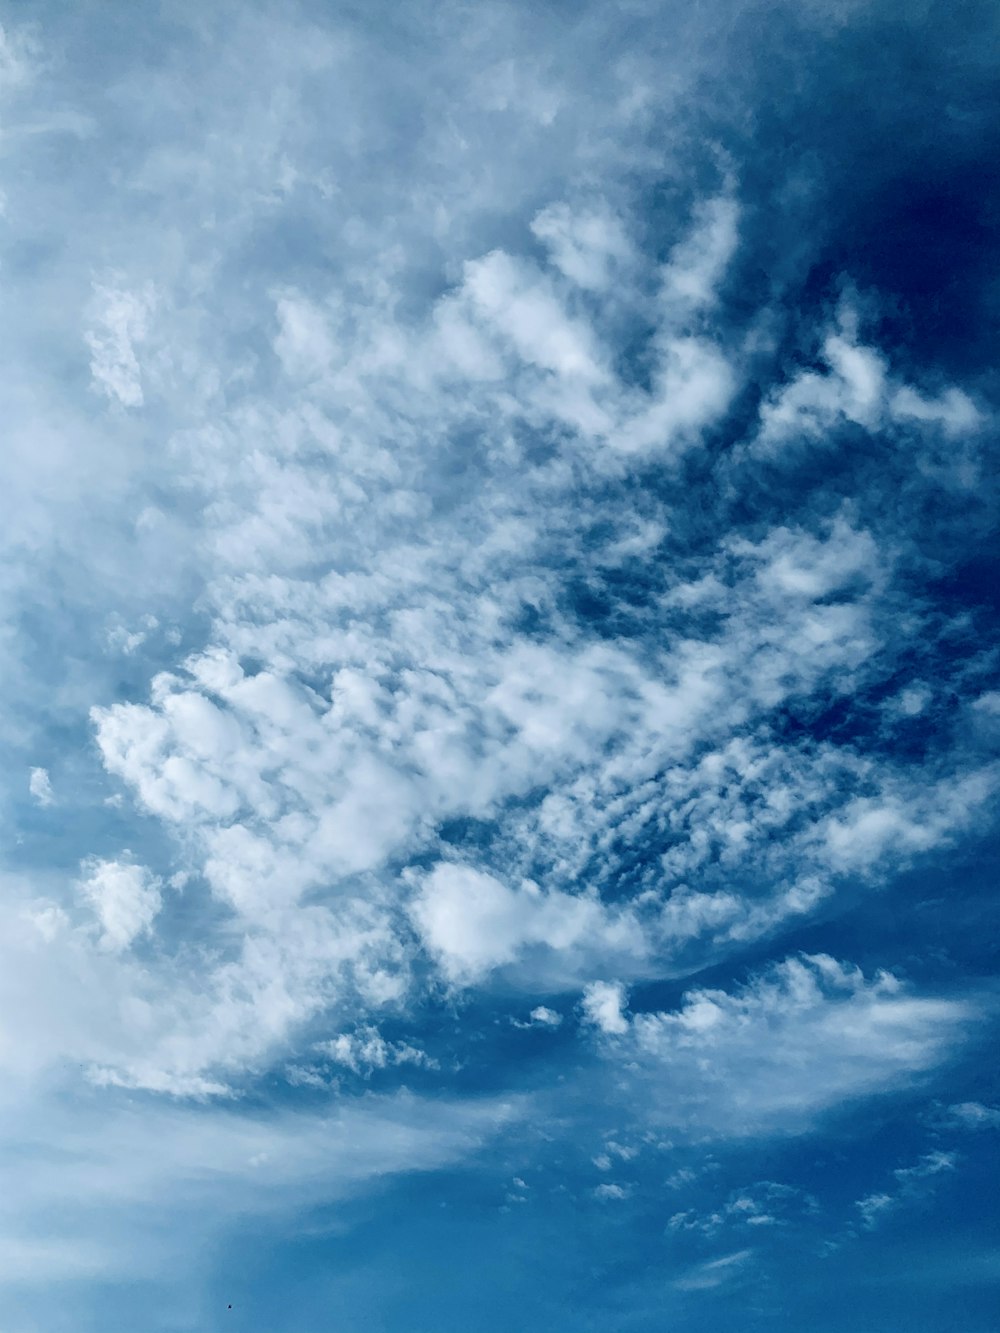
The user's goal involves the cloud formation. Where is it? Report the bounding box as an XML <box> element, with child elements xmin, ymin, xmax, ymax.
<box><xmin>75</xmin><ymin>858</ymin><xmax>162</xmax><ymax>952</ymax></box>
<box><xmin>1</xmin><ymin>0</ymin><xmax>997</xmax><ymax>1326</ymax></box>
<box><xmin>587</xmin><ymin>956</ymin><xmax>973</xmax><ymax>1132</ymax></box>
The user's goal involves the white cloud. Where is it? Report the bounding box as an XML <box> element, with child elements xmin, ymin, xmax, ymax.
<box><xmin>1</xmin><ymin>0</ymin><xmax>994</xmax><ymax>1318</ymax></box>
<box><xmin>316</xmin><ymin>1025</ymin><xmax>436</xmax><ymax>1077</ymax></box>
<box><xmin>0</xmin><ymin>888</ymin><xmax>374</xmax><ymax>1095</ymax></box>
<box><xmin>528</xmin><ymin>1005</ymin><xmax>562</xmax><ymax>1027</ymax></box>
<box><xmin>65</xmin><ymin>267</ymin><xmax>989</xmax><ymax>1095</ymax></box>
<box><xmin>661</xmin><ymin>192</ymin><xmax>739</xmax><ymax>310</ymax></box>
<box><xmin>668</xmin><ymin>1181</ymin><xmax>813</xmax><ymax>1236</ymax></box>
<box><xmin>462</xmin><ymin>250</ymin><xmax>609</xmax><ymax>386</ymax></box>
<box><xmin>0</xmin><ymin>1087</ymin><xmax>525</xmax><ymax>1284</ymax></box>
<box><xmin>105</xmin><ymin>614</ymin><xmax>158</xmax><ymax>657</ymax></box>
<box><xmin>28</xmin><ymin>767</ymin><xmax>53</xmax><ymax>807</ymax></box>
<box><xmin>818</xmin><ymin>768</ymin><xmax>998</xmax><ymax>875</ymax></box>
<box><xmin>85</xmin><ymin>281</ymin><xmax>156</xmax><ymax>408</ymax></box>
<box><xmin>674</xmin><ymin>1248</ymin><xmax>753</xmax><ymax>1292</ymax></box>
<box><xmin>513</xmin><ymin>1004</ymin><xmax>564</xmax><ymax>1029</ymax></box>
<box><xmin>891</xmin><ymin>385</ymin><xmax>982</xmax><ymax>436</ymax></box>
<box><xmin>581</xmin><ymin>980</ymin><xmax>630</xmax><ymax>1035</ymax></box>
<box><xmin>411</xmin><ymin>865</ymin><xmax>647</xmax><ymax>988</ymax></box>
<box><xmin>856</xmin><ymin>1150</ymin><xmax>958</xmax><ymax>1230</ymax></box>
<box><xmin>945</xmin><ymin>1101</ymin><xmax>1000</xmax><ymax>1130</ymax></box>
<box><xmin>589</xmin><ymin>955</ymin><xmax>972</xmax><ymax>1133</ymax></box>
<box><xmin>75</xmin><ymin>436</ymin><xmax>991</xmax><ymax>1091</ymax></box>
<box><xmin>971</xmin><ymin>691</ymin><xmax>1000</xmax><ymax>718</ymax></box>
<box><xmin>892</xmin><ymin>684</ymin><xmax>932</xmax><ymax>717</ymax></box>
<box><xmin>893</xmin><ymin>1149</ymin><xmax>957</xmax><ymax>1185</ymax></box>
<box><xmin>756</xmin><ymin>318</ymin><xmax>887</xmax><ymax>448</ymax></box>
<box><xmin>735</xmin><ymin>513</ymin><xmax>880</xmax><ymax>602</ymax></box>
<box><xmin>0</xmin><ymin>21</ymin><xmax>37</xmax><ymax>97</ymax></box>
<box><xmin>754</xmin><ymin>304</ymin><xmax>988</xmax><ymax>458</ymax></box>
<box><xmin>75</xmin><ymin>859</ymin><xmax>162</xmax><ymax>953</ymax></box>
<box><xmin>530</xmin><ymin>200</ymin><xmax>633</xmax><ymax>291</ymax></box>
<box><xmin>855</xmin><ymin>1191</ymin><xmax>894</xmax><ymax>1230</ymax></box>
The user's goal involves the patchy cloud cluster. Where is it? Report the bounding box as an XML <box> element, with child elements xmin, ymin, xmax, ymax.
<box><xmin>1</xmin><ymin>1</ymin><xmax>997</xmax><ymax>1329</ymax></box>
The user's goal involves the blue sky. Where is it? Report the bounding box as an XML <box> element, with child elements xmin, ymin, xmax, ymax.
<box><xmin>1</xmin><ymin>1</ymin><xmax>998</xmax><ymax>1328</ymax></box>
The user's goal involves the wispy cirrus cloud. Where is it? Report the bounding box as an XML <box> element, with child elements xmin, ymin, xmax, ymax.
<box><xmin>855</xmin><ymin>1150</ymin><xmax>958</xmax><ymax>1231</ymax></box>
<box><xmin>583</xmin><ymin>955</ymin><xmax>974</xmax><ymax>1134</ymax></box>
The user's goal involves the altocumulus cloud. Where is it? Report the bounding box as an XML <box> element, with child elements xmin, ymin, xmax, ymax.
<box><xmin>0</xmin><ymin>1</ymin><xmax>998</xmax><ymax>1330</ymax></box>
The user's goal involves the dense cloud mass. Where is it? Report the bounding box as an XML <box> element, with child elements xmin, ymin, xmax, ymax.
<box><xmin>1</xmin><ymin>2</ymin><xmax>998</xmax><ymax>1330</ymax></box>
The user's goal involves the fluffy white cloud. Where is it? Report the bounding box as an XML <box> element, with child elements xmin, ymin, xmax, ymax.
<box><xmin>817</xmin><ymin>768</ymin><xmax>998</xmax><ymax>874</ymax></box>
<box><xmin>75</xmin><ymin>435</ymin><xmax>993</xmax><ymax>1087</ymax></box>
<box><xmin>1</xmin><ymin>2</ymin><xmax>995</xmax><ymax>1322</ymax></box>
<box><xmin>755</xmin><ymin>304</ymin><xmax>988</xmax><ymax>457</ymax></box>
<box><xmin>530</xmin><ymin>200</ymin><xmax>633</xmax><ymax>291</ymax></box>
<box><xmin>28</xmin><ymin>767</ymin><xmax>53</xmax><ymax>807</ymax></box>
<box><xmin>528</xmin><ymin>1005</ymin><xmax>562</xmax><ymax>1027</ymax></box>
<box><xmin>411</xmin><ymin>866</ymin><xmax>646</xmax><ymax>987</ymax></box>
<box><xmin>890</xmin><ymin>385</ymin><xmax>982</xmax><ymax>436</ymax></box>
<box><xmin>75</xmin><ymin>859</ymin><xmax>162</xmax><ymax>953</ymax></box>
<box><xmin>581</xmin><ymin>980</ymin><xmax>630</xmax><ymax>1035</ymax></box>
<box><xmin>0</xmin><ymin>0</ymin><xmax>991</xmax><ymax>1156</ymax></box>
<box><xmin>0</xmin><ymin>879</ymin><xmax>406</xmax><ymax>1098</ymax></box>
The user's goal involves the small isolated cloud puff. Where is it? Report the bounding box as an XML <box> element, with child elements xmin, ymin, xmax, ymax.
<box><xmin>528</xmin><ymin>1005</ymin><xmax>562</xmax><ymax>1027</ymax></box>
<box><xmin>891</xmin><ymin>684</ymin><xmax>932</xmax><ymax>717</ymax></box>
<box><xmin>593</xmin><ymin>1182</ymin><xmax>630</xmax><ymax>1201</ymax></box>
<box><xmin>316</xmin><ymin>1025</ymin><xmax>437</xmax><ymax>1077</ymax></box>
<box><xmin>28</xmin><ymin>767</ymin><xmax>53</xmax><ymax>807</ymax></box>
<box><xmin>513</xmin><ymin>1005</ymin><xmax>564</xmax><ymax>1029</ymax></box>
<box><xmin>581</xmin><ymin>980</ymin><xmax>630</xmax><ymax>1035</ymax></box>
<box><xmin>75</xmin><ymin>858</ymin><xmax>162</xmax><ymax>952</ymax></box>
